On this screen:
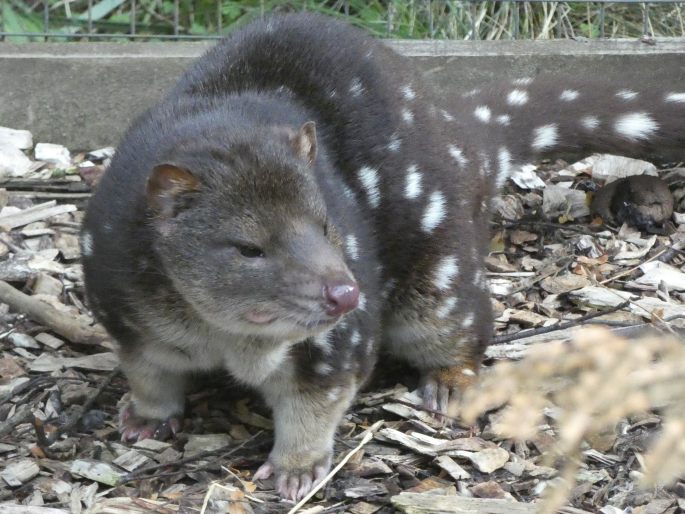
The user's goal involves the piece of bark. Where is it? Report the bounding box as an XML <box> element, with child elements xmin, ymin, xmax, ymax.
<box><xmin>434</xmin><ymin>455</ymin><xmax>471</xmax><ymax>481</ymax></box>
<box><xmin>69</xmin><ymin>460</ymin><xmax>123</xmax><ymax>487</ymax></box>
<box><xmin>0</xmin><ymin>200</ymin><xmax>77</xmax><ymax>231</ymax></box>
<box><xmin>1</xmin><ymin>459</ymin><xmax>40</xmax><ymax>486</ymax></box>
<box><xmin>0</xmin><ymin>279</ymin><xmax>106</xmax><ymax>345</ymax></box>
<box><xmin>391</xmin><ymin>492</ymin><xmax>537</xmax><ymax>513</ymax></box>
<box><xmin>0</xmin><ymin>126</ymin><xmax>33</xmax><ymax>150</ymax></box>
<box><xmin>0</xmin><ymin>507</ymin><xmax>69</xmax><ymax>514</ymax></box>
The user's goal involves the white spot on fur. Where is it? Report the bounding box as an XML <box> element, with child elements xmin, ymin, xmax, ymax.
<box><xmin>507</xmin><ymin>89</ymin><xmax>528</xmax><ymax>106</ymax></box>
<box><xmin>421</xmin><ymin>191</ymin><xmax>447</xmax><ymax>233</ymax></box>
<box><xmin>496</xmin><ymin>147</ymin><xmax>512</xmax><ymax>188</ymax></box>
<box><xmin>581</xmin><ymin>116</ymin><xmax>600</xmax><ymax>131</ymax></box>
<box><xmin>313</xmin><ymin>332</ymin><xmax>333</xmax><ymax>354</ymax></box>
<box><xmin>387</xmin><ymin>133</ymin><xmax>401</xmax><ymax>152</ymax></box>
<box><xmin>342</xmin><ymin>183</ymin><xmax>355</xmax><ymax>200</ymax></box>
<box><xmin>314</xmin><ymin>362</ymin><xmax>333</xmax><ymax>375</ymax></box>
<box><xmin>496</xmin><ymin>115</ymin><xmax>511</xmax><ymax>126</ymax></box>
<box><xmin>81</xmin><ymin>231</ymin><xmax>93</xmax><ymax>257</ymax></box>
<box><xmin>405</xmin><ymin>164</ymin><xmax>422</xmax><ymax>199</ymax></box>
<box><xmin>401</xmin><ymin>84</ymin><xmax>416</xmax><ymax>100</ymax></box>
<box><xmin>401</xmin><ymin>108</ymin><xmax>414</xmax><ymax>124</ymax></box>
<box><xmin>462</xmin><ymin>88</ymin><xmax>480</xmax><ymax>98</ymax></box>
<box><xmin>441</xmin><ymin>110</ymin><xmax>455</xmax><ymax>121</ymax></box>
<box><xmin>327</xmin><ymin>386</ymin><xmax>342</xmax><ymax>402</ymax></box>
<box><xmin>614</xmin><ymin>112</ymin><xmax>659</xmax><ymax>141</ymax></box>
<box><xmin>665</xmin><ymin>92</ymin><xmax>685</xmax><ymax>103</ymax></box>
<box><xmin>474</xmin><ymin>105</ymin><xmax>491</xmax><ymax>123</ymax></box>
<box><xmin>448</xmin><ymin>145</ymin><xmax>469</xmax><ymax>167</ymax></box>
<box><xmin>473</xmin><ymin>268</ymin><xmax>483</xmax><ymax>286</ymax></box>
<box><xmin>616</xmin><ymin>89</ymin><xmax>638</xmax><ymax>100</ymax></box>
<box><xmin>381</xmin><ymin>279</ymin><xmax>396</xmax><ymax>300</ymax></box>
<box><xmin>358</xmin><ymin>292</ymin><xmax>367</xmax><ymax>311</ymax></box>
<box><xmin>349</xmin><ymin>77</ymin><xmax>364</xmax><ymax>97</ymax></box>
<box><xmin>358</xmin><ymin>166</ymin><xmax>381</xmax><ymax>208</ymax></box>
<box><xmin>560</xmin><ymin>89</ymin><xmax>579</xmax><ymax>101</ymax></box>
<box><xmin>513</xmin><ymin>77</ymin><xmax>533</xmax><ymax>86</ymax></box>
<box><xmin>329</xmin><ymin>89</ymin><xmax>337</xmax><ymax>98</ymax></box>
<box><xmin>345</xmin><ymin>234</ymin><xmax>359</xmax><ymax>260</ymax></box>
<box><xmin>531</xmin><ymin>124</ymin><xmax>559</xmax><ymax>150</ymax></box>
<box><xmin>462</xmin><ymin>313</ymin><xmax>475</xmax><ymax>329</ymax></box>
<box><xmin>462</xmin><ymin>368</ymin><xmax>476</xmax><ymax>376</ymax></box>
<box><xmin>479</xmin><ymin>152</ymin><xmax>491</xmax><ymax>177</ymax></box>
<box><xmin>436</xmin><ymin>296</ymin><xmax>458</xmax><ymax>319</ymax></box>
<box><xmin>433</xmin><ymin>256</ymin><xmax>459</xmax><ymax>290</ymax></box>
<box><xmin>350</xmin><ymin>331</ymin><xmax>361</xmax><ymax>346</ymax></box>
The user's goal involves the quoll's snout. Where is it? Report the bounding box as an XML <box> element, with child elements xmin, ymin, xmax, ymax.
<box><xmin>323</xmin><ymin>277</ymin><xmax>360</xmax><ymax>316</ymax></box>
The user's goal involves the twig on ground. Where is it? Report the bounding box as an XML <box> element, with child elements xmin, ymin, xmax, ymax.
<box><xmin>58</xmin><ymin>368</ymin><xmax>120</xmax><ymax>437</ymax></box>
<box><xmin>286</xmin><ymin>420</ymin><xmax>384</xmax><ymax>514</ymax></box>
<box><xmin>118</xmin><ymin>430</ymin><xmax>265</xmax><ymax>484</ymax></box>
<box><xmin>493</xmin><ymin>219</ymin><xmax>618</xmax><ymax>237</ymax></box>
<box><xmin>0</xmin><ymin>404</ymin><xmax>34</xmax><ymax>438</ymax></box>
<box><xmin>0</xmin><ymin>279</ymin><xmax>107</xmax><ymax>345</ymax></box>
<box><xmin>0</xmin><ymin>201</ymin><xmax>76</xmax><ymax>231</ymax></box>
<box><xmin>597</xmin><ymin>284</ymin><xmax>678</xmax><ymax>336</ymax></box>
<box><xmin>600</xmin><ymin>247</ymin><xmax>669</xmax><ymax>285</ymax></box>
<box><xmin>492</xmin><ymin>301</ymin><xmax>630</xmax><ymax>344</ymax></box>
<box><xmin>392</xmin><ymin>399</ymin><xmax>465</xmax><ymax>426</ymax></box>
<box><xmin>0</xmin><ymin>234</ymin><xmax>25</xmax><ymax>253</ymax></box>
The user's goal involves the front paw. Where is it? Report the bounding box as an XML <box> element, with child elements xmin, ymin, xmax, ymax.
<box><xmin>119</xmin><ymin>403</ymin><xmax>182</xmax><ymax>442</ymax></box>
<box><xmin>253</xmin><ymin>451</ymin><xmax>331</xmax><ymax>501</ymax></box>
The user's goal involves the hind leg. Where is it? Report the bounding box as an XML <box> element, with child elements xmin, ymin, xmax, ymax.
<box><xmin>383</xmin><ymin>278</ymin><xmax>491</xmax><ymax>420</ymax></box>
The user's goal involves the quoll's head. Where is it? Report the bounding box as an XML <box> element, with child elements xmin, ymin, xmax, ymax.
<box><xmin>146</xmin><ymin>121</ymin><xmax>359</xmax><ymax>339</ymax></box>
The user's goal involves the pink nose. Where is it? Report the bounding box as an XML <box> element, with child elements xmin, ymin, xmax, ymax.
<box><xmin>324</xmin><ymin>279</ymin><xmax>360</xmax><ymax>316</ymax></box>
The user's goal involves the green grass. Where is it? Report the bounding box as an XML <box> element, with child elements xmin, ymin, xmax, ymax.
<box><xmin>1</xmin><ymin>0</ymin><xmax>684</xmax><ymax>41</ymax></box>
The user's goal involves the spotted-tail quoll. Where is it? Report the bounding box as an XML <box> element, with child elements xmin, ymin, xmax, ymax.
<box><xmin>81</xmin><ymin>12</ymin><xmax>685</xmax><ymax>501</ymax></box>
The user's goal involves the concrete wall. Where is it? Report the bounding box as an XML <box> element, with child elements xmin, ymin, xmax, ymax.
<box><xmin>2</xmin><ymin>38</ymin><xmax>684</xmax><ymax>150</ymax></box>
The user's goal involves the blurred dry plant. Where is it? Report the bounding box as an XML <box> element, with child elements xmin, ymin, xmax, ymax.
<box><xmin>459</xmin><ymin>326</ymin><xmax>685</xmax><ymax>513</ymax></box>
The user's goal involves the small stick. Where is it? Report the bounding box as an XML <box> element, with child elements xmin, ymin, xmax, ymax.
<box><xmin>286</xmin><ymin>420</ymin><xmax>384</xmax><ymax>514</ymax></box>
<box><xmin>0</xmin><ymin>404</ymin><xmax>33</xmax><ymax>438</ymax></box>
<box><xmin>200</xmin><ymin>481</ymin><xmax>263</xmax><ymax>514</ymax></box>
<box><xmin>0</xmin><ymin>279</ymin><xmax>107</xmax><ymax>345</ymax></box>
<box><xmin>118</xmin><ymin>430</ymin><xmax>264</xmax><ymax>484</ymax></box>
<box><xmin>0</xmin><ymin>201</ymin><xmax>76</xmax><ymax>231</ymax></box>
<box><xmin>492</xmin><ymin>301</ymin><xmax>630</xmax><ymax>345</ymax></box>
<box><xmin>392</xmin><ymin>399</ymin><xmax>463</xmax><ymax>426</ymax></box>
<box><xmin>492</xmin><ymin>219</ymin><xmax>617</xmax><ymax>237</ymax></box>
<box><xmin>597</xmin><ymin>284</ymin><xmax>678</xmax><ymax>336</ymax></box>
<box><xmin>58</xmin><ymin>368</ymin><xmax>120</xmax><ymax>436</ymax></box>
<box><xmin>600</xmin><ymin>246</ymin><xmax>668</xmax><ymax>285</ymax></box>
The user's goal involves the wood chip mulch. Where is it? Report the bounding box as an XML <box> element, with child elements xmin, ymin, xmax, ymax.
<box><xmin>1</xmin><ymin>133</ymin><xmax>684</xmax><ymax>514</ymax></box>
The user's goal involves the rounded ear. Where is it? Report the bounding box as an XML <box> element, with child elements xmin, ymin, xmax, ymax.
<box><xmin>291</xmin><ymin>121</ymin><xmax>317</xmax><ymax>166</ymax></box>
<box><xmin>146</xmin><ymin>164</ymin><xmax>201</xmax><ymax>217</ymax></box>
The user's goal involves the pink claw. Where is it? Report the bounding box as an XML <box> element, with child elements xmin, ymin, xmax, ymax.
<box><xmin>119</xmin><ymin>404</ymin><xmax>182</xmax><ymax>442</ymax></box>
<box><xmin>253</xmin><ymin>461</ymin><xmax>274</xmax><ymax>481</ymax></box>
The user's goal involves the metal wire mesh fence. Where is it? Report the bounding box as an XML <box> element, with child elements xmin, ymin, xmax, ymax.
<box><xmin>1</xmin><ymin>1</ymin><xmax>683</xmax><ymax>41</ymax></box>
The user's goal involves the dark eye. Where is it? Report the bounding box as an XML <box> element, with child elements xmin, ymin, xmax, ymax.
<box><xmin>236</xmin><ymin>244</ymin><xmax>265</xmax><ymax>258</ymax></box>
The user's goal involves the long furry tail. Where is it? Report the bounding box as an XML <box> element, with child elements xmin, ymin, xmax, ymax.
<box><xmin>442</xmin><ymin>76</ymin><xmax>685</xmax><ymax>187</ymax></box>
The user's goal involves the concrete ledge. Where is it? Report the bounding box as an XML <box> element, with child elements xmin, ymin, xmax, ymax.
<box><xmin>3</xmin><ymin>38</ymin><xmax>684</xmax><ymax>149</ymax></box>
